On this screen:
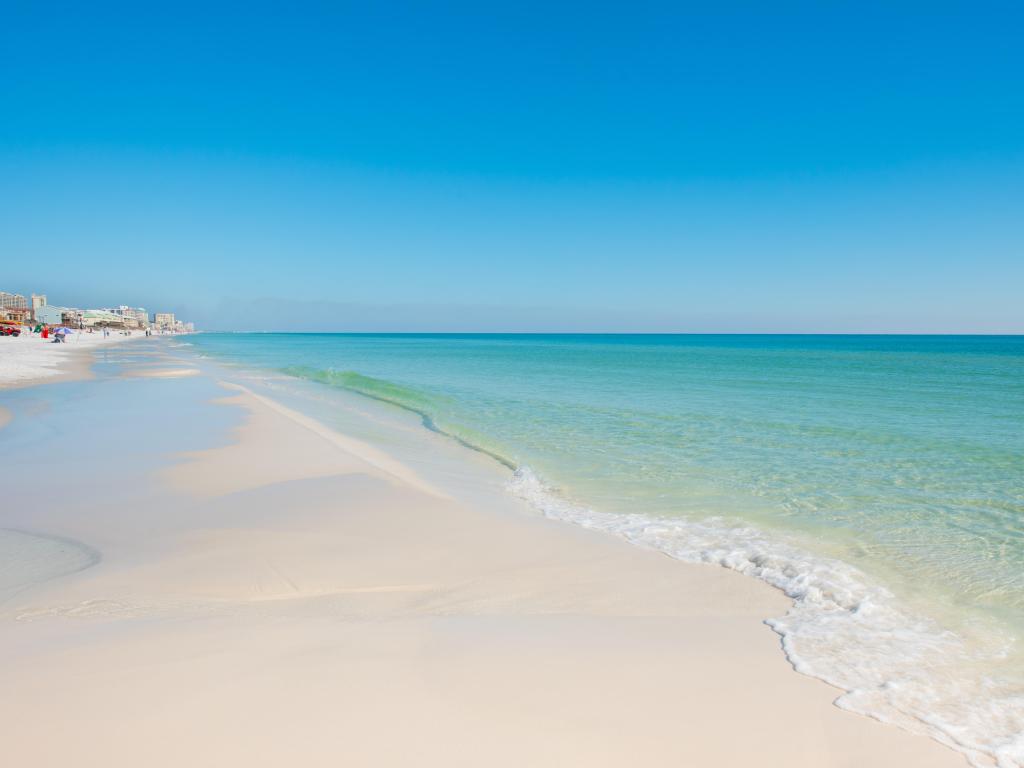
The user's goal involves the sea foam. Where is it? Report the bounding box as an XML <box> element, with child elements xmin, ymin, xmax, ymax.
<box><xmin>508</xmin><ymin>466</ymin><xmax>1024</xmax><ymax>768</ymax></box>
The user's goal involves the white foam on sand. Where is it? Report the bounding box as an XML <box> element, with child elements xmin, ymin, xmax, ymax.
<box><xmin>508</xmin><ymin>466</ymin><xmax>1024</xmax><ymax>768</ymax></box>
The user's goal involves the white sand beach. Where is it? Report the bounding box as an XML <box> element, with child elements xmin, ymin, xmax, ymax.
<box><xmin>0</xmin><ymin>330</ymin><xmax>138</xmax><ymax>389</ymax></box>
<box><xmin>0</xmin><ymin>340</ymin><xmax>966</xmax><ymax>767</ymax></box>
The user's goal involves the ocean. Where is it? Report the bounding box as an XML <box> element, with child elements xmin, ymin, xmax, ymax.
<box><xmin>188</xmin><ymin>333</ymin><xmax>1024</xmax><ymax>766</ymax></box>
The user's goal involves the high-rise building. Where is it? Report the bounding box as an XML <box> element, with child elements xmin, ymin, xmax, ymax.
<box><xmin>31</xmin><ymin>294</ymin><xmax>47</xmax><ymax>310</ymax></box>
<box><xmin>154</xmin><ymin>312</ymin><xmax>176</xmax><ymax>330</ymax></box>
<box><xmin>0</xmin><ymin>291</ymin><xmax>28</xmax><ymax>310</ymax></box>
<box><xmin>106</xmin><ymin>305</ymin><xmax>149</xmax><ymax>329</ymax></box>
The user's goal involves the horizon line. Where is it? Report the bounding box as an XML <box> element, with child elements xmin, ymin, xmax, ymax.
<box><xmin>193</xmin><ymin>330</ymin><xmax>1024</xmax><ymax>337</ymax></box>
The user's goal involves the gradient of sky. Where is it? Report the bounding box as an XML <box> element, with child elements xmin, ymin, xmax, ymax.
<box><xmin>1</xmin><ymin>1</ymin><xmax>1022</xmax><ymax>332</ymax></box>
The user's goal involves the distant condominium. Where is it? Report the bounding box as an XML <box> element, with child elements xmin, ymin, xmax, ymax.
<box><xmin>0</xmin><ymin>291</ymin><xmax>28</xmax><ymax>310</ymax></box>
<box><xmin>0</xmin><ymin>291</ymin><xmax>32</xmax><ymax>323</ymax></box>
<box><xmin>2</xmin><ymin>288</ymin><xmax>193</xmax><ymax>332</ymax></box>
<box><xmin>105</xmin><ymin>306</ymin><xmax>149</xmax><ymax>329</ymax></box>
<box><xmin>154</xmin><ymin>312</ymin><xmax>176</xmax><ymax>331</ymax></box>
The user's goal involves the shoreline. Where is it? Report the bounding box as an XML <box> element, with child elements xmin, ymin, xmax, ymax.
<box><xmin>0</xmin><ymin>331</ymin><xmax>141</xmax><ymax>391</ymax></box>
<box><xmin>0</xmin><ymin>341</ymin><xmax>967</xmax><ymax>766</ymax></box>
<box><xmin>0</xmin><ymin>343</ymin><xmax>96</xmax><ymax>391</ymax></box>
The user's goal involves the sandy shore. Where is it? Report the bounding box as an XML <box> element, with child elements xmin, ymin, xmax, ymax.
<box><xmin>0</xmin><ymin>340</ymin><xmax>965</xmax><ymax>767</ymax></box>
<box><xmin>0</xmin><ymin>330</ymin><xmax>139</xmax><ymax>390</ymax></box>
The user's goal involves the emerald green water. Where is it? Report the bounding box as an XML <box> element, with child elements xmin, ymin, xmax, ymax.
<box><xmin>189</xmin><ymin>333</ymin><xmax>1024</xmax><ymax>766</ymax></box>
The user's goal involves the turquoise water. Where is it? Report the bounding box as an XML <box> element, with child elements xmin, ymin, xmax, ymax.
<box><xmin>189</xmin><ymin>333</ymin><xmax>1024</xmax><ymax>765</ymax></box>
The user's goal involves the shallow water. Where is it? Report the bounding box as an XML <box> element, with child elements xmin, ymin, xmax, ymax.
<box><xmin>0</xmin><ymin>529</ymin><xmax>99</xmax><ymax>603</ymax></box>
<box><xmin>189</xmin><ymin>333</ymin><xmax>1024</xmax><ymax>766</ymax></box>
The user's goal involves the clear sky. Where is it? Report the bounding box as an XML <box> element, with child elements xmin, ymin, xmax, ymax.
<box><xmin>2</xmin><ymin>1</ymin><xmax>1022</xmax><ymax>332</ymax></box>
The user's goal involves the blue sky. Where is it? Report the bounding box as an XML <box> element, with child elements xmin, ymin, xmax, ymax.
<box><xmin>1</xmin><ymin>1</ymin><xmax>1022</xmax><ymax>332</ymax></box>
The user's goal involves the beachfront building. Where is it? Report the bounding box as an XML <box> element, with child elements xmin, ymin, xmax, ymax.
<box><xmin>0</xmin><ymin>291</ymin><xmax>28</xmax><ymax>311</ymax></box>
<box><xmin>154</xmin><ymin>312</ymin><xmax>176</xmax><ymax>331</ymax></box>
<box><xmin>105</xmin><ymin>306</ymin><xmax>149</xmax><ymax>330</ymax></box>
<box><xmin>62</xmin><ymin>309</ymin><xmax>85</xmax><ymax>327</ymax></box>
<box><xmin>30</xmin><ymin>294</ymin><xmax>47</xmax><ymax>323</ymax></box>
<box><xmin>34</xmin><ymin>305</ymin><xmax>67</xmax><ymax>325</ymax></box>
<box><xmin>82</xmin><ymin>309</ymin><xmax>128</xmax><ymax>329</ymax></box>
<box><xmin>22</xmin><ymin>303</ymin><xmax>84</xmax><ymax>327</ymax></box>
<box><xmin>2</xmin><ymin>292</ymin><xmax>57</xmax><ymax>324</ymax></box>
<box><xmin>0</xmin><ymin>292</ymin><xmax>30</xmax><ymax>323</ymax></box>
<box><xmin>1</xmin><ymin>307</ymin><xmax>31</xmax><ymax>324</ymax></box>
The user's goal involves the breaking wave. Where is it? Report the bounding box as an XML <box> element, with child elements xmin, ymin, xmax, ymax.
<box><xmin>508</xmin><ymin>466</ymin><xmax>1023</xmax><ymax>768</ymax></box>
